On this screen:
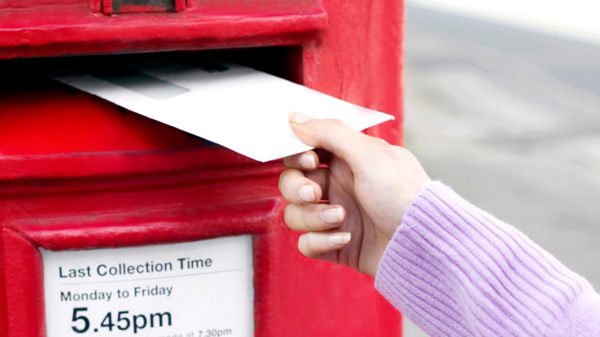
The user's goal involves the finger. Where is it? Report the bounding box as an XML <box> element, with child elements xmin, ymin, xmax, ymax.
<box><xmin>288</xmin><ymin>112</ymin><xmax>382</xmax><ymax>168</ymax></box>
<box><xmin>283</xmin><ymin>151</ymin><xmax>320</xmax><ymax>171</ymax></box>
<box><xmin>284</xmin><ymin>204</ymin><xmax>345</xmax><ymax>232</ymax></box>
<box><xmin>298</xmin><ymin>231</ymin><xmax>351</xmax><ymax>259</ymax></box>
<box><xmin>279</xmin><ymin>168</ymin><xmax>329</xmax><ymax>203</ymax></box>
<box><xmin>278</xmin><ymin>168</ymin><xmax>322</xmax><ymax>204</ymax></box>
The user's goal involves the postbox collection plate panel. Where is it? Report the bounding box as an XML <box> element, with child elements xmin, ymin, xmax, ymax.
<box><xmin>41</xmin><ymin>236</ymin><xmax>254</xmax><ymax>337</ymax></box>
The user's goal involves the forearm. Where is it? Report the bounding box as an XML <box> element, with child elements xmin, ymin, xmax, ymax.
<box><xmin>375</xmin><ymin>182</ymin><xmax>600</xmax><ymax>337</ymax></box>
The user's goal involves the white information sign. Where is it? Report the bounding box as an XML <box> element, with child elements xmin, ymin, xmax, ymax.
<box><xmin>41</xmin><ymin>236</ymin><xmax>254</xmax><ymax>337</ymax></box>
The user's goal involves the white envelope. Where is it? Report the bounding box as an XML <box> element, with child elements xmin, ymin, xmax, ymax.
<box><xmin>42</xmin><ymin>55</ymin><xmax>394</xmax><ymax>162</ymax></box>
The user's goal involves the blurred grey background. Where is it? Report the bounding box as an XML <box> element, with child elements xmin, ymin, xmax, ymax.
<box><xmin>403</xmin><ymin>5</ymin><xmax>600</xmax><ymax>336</ymax></box>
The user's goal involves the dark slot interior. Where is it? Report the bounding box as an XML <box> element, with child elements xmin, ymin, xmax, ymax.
<box><xmin>0</xmin><ymin>46</ymin><xmax>303</xmax><ymax>93</ymax></box>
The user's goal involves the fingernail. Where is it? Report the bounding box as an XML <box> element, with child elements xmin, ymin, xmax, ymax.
<box><xmin>328</xmin><ymin>232</ymin><xmax>351</xmax><ymax>246</ymax></box>
<box><xmin>298</xmin><ymin>153</ymin><xmax>315</xmax><ymax>169</ymax></box>
<box><xmin>321</xmin><ymin>207</ymin><xmax>344</xmax><ymax>224</ymax></box>
<box><xmin>289</xmin><ymin>112</ymin><xmax>312</xmax><ymax>124</ymax></box>
<box><xmin>298</xmin><ymin>185</ymin><xmax>315</xmax><ymax>202</ymax></box>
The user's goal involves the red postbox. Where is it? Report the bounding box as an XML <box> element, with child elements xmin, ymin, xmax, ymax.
<box><xmin>0</xmin><ymin>0</ymin><xmax>405</xmax><ymax>335</ymax></box>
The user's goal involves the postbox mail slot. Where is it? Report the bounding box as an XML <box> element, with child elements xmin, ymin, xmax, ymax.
<box><xmin>0</xmin><ymin>47</ymin><xmax>304</xmax><ymax>180</ymax></box>
<box><xmin>103</xmin><ymin>0</ymin><xmax>186</xmax><ymax>14</ymax></box>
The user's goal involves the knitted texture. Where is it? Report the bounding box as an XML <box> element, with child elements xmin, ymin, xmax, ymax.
<box><xmin>375</xmin><ymin>182</ymin><xmax>600</xmax><ymax>337</ymax></box>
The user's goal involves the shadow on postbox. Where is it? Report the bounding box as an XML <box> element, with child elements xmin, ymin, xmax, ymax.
<box><xmin>0</xmin><ymin>0</ymin><xmax>405</xmax><ymax>335</ymax></box>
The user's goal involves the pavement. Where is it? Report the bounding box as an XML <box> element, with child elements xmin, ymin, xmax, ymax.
<box><xmin>403</xmin><ymin>6</ymin><xmax>600</xmax><ymax>336</ymax></box>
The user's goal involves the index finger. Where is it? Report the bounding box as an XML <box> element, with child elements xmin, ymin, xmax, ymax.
<box><xmin>288</xmin><ymin>112</ymin><xmax>380</xmax><ymax>169</ymax></box>
<box><xmin>283</xmin><ymin>151</ymin><xmax>320</xmax><ymax>171</ymax></box>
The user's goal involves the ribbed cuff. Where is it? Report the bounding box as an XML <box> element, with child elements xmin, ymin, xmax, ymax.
<box><xmin>375</xmin><ymin>181</ymin><xmax>598</xmax><ymax>337</ymax></box>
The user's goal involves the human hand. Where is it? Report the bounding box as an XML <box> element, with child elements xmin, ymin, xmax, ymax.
<box><xmin>279</xmin><ymin>112</ymin><xmax>431</xmax><ymax>277</ymax></box>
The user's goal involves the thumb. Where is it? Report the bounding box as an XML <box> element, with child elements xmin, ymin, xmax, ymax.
<box><xmin>288</xmin><ymin>112</ymin><xmax>375</xmax><ymax>167</ymax></box>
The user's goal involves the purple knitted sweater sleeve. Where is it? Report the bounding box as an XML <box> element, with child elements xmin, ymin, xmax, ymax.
<box><xmin>375</xmin><ymin>181</ymin><xmax>600</xmax><ymax>337</ymax></box>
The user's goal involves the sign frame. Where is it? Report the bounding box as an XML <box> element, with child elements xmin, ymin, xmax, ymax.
<box><xmin>0</xmin><ymin>178</ymin><xmax>282</xmax><ymax>337</ymax></box>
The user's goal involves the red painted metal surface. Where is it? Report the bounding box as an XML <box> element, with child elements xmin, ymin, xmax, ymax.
<box><xmin>0</xmin><ymin>0</ymin><xmax>405</xmax><ymax>334</ymax></box>
<box><xmin>303</xmin><ymin>0</ymin><xmax>405</xmax><ymax>145</ymax></box>
<box><xmin>0</xmin><ymin>0</ymin><xmax>326</xmax><ymax>59</ymax></box>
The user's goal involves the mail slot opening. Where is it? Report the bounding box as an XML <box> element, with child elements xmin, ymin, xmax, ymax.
<box><xmin>0</xmin><ymin>46</ymin><xmax>304</xmax><ymax>159</ymax></box>
<box><xmin>3</xmin><ymin>46</ymin><xmax>303</xmax><ymax>92</ymax></box>
<box><xmin>204</xmin><ymin>46</ymin><xmax>304</xmax><ymax>85</ymax></box>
